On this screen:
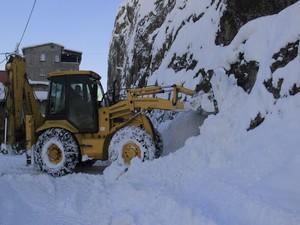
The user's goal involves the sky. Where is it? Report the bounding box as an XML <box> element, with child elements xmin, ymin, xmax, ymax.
<box><xmin>0</xmin><ymin>0</ymin><xmax>124</xmax><ymax>90</ymax></box>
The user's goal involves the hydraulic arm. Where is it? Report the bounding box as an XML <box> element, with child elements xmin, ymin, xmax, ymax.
<box><xmin>4</xmin><ymin>55</ymin><xmax>44</xmax><ymax>150</ymax></box>
<box><xmin>109</xmin><ymin>85</ymin><xmax>195</xmax><ymax>117</ymax></box>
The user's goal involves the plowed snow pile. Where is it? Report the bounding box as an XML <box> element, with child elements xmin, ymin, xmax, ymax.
<box><xmin>1</xmin><ymin>90</ymin><xmax>300</xmax><ymax>225</ymax></box>
<box><xmin>1</xmin><ymin>1</ymin><xmax>300</xmax><ymax>225</ymax></box>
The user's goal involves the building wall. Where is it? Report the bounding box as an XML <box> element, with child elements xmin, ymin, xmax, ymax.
<box><xmin>23</xmin><ymin>43</ymin><xmax>81</xmax><ymax>83</ymax></box>
<box><xmin>0</xmin><ymin>71</ymin><xmax>8</xmax><ymax>84</ymax></box>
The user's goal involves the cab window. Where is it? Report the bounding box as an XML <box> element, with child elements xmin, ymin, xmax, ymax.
<box><xmin>48</xmin><ymin>78</ymin><xmax>66</xmax><ymax>115</ymax></box>
<box><xmin>97</xmin><ymin>81</ymin><xmax>107</xmax><ymax>106</ymax></box>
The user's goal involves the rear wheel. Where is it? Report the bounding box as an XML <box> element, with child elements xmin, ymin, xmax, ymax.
<box><xmin>35</xmin><ymin>128</ymin><xmax>79</xmax><ymax>177</ymax></box>
<box><xmin>108</xmin><ymin>126</ymin><xmax>157</xmax><ymax>165</ymax></box>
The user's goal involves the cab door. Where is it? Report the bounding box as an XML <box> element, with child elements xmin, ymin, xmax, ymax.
<box><xmin>46</xmin><ymin>76</ymin><xmax>98</xmax><ymax>133</ymax></box>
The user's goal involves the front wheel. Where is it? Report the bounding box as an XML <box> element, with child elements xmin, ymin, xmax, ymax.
<box><xmin>154</xmin><ymin>129</ymin><xmax>163</xmax><ymax>158</ymax></box>
<box><xmin>35</xmin><ymin>128</ymin><xmax>79</xmax><ymax>177</ymax></box>
<box><xmin>108</xmin><ymin>126</ymin><xmax>157</xmax><ymax>165</ymax></box>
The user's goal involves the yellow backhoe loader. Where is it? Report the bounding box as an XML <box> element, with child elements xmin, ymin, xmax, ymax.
<box><xmin>1</xmin><ymin>54</ymin><xmax>210</xmax><ymax>176</ymax></box>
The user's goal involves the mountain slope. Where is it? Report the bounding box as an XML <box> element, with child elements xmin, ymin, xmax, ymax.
<box><xmin>105</xmin><ymin>0</ymin><xmax>300</xmax><ymax>224</ymax></box>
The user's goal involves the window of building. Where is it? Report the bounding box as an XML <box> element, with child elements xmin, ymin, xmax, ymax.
<box><xmin>40</xmin><ymin>53</ymin><xmax>46</xmax><ymax>62</ymax></box>
<box><xmin>54</xmin><ymin>55</ymin><xmax>60</xmax><ymax>63</ymax></box>
<box><xmin>40</xmin><ymin>68</ymin><xmax>46</xmax><ymax>77</ymax></box>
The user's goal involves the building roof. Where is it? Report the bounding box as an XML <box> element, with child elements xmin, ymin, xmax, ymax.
<box><xmin>22</xmin><ymin>42</ymin><xmax>64</xmax><ymax>50</ymax></box>
<box><xmin>22</xmin><ymin>42</ymin><xmax>82</xmax><ymax>54</ymax></box>
<box><xmin>62</xmin><ymin>49</ymin><xmax>82</xmax><ymax>55</ymax></box>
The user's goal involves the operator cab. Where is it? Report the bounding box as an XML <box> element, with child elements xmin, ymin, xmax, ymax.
<box><xmin>46</xmin><ymin>71</ymin><xmax>105</xmax><ymax>132</ymax></box>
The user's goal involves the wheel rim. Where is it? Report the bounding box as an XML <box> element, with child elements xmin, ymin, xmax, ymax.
<box><xmin>122</xmin><ymin>142</ymin><xmax>141</xmax><ymax>164</ymax></box>
<box><xmin>47</xmin><ymin>144</ymin><xmax>63</xmax><ymax>165</ymax></box>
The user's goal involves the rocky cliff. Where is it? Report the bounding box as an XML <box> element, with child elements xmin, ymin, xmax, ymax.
<box><xmin>108</xmin><ymin>0</ymin><xmax>300</xmax><ymax>128</ymax></box>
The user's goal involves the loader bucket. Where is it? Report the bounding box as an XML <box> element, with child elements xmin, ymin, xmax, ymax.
<box><xmin>185</xmin><ymin>91</ymin><xmax>219</xmax><ymax>115</ymax></box>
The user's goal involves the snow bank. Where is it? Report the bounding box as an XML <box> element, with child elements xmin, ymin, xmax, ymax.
<box><xmin>28</xmin><ymin>79</ymin><xmax>49</xmax><ymax>85</ymax></box>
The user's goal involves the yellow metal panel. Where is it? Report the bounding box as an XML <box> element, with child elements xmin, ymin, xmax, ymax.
<box><xmin>174</xmin><ymin>85</ymin><xmax>195</xmax><ymax>96</ymax></box>
<box><xmin>25</xmin><ymin>115</ymin><xmax>35</xmax><ymax>150</ymax></box>
<box><xmin>98</xmin><ymin>108</ymin><xmax>110</xmax><ymax>136</ymax></box>
<box><xmin>108</xmin><ymin>101</ymin><xmax>131</xmax><ymax>113</ymax></box>
<box><xmin>36</xmin><ymin>120</ymin><xmax>78</xmax><ymax>133</ymax></box>
<box><xmin>128</xmin><ymin>85</ymin><xmax>162</xmax><ymax>93</ymax></box>
<box><xmin>48</xmin><ymin>70</ymin><xmax>100</xmax><ymax>80</ymax></box>
<box><xmin>24</xmin><ymin>79</ymin><xmax>45</xmax><ymax>129</ymax></box>
<box><xmin>5</xmin><ymin>56</ymin><xmax>26</xmax><ymax>145</ymax></box>
<box><xmin>81</xmin><ymin>138</ymin><xmax>106</xmax><ymax>160</ymax></box>
<box><xmin>130</xmin><ymin>97</ymin><xmax>185</xmax><ymax>111</ymax></box>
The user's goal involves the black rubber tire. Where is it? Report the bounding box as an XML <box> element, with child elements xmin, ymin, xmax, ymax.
<box><xmin>108</xmin><ymin>126</ymin><xmax>157</xmax><ymax>165</ymax></box>
<box><xmin>35</xmin><ymin>128</ymin><xmax>79</xmax><ymax>177</ymax></box>
<box><xmin>154</xmin><ymin>129</ymin><xmax>163</xmax><ymax>158</ymax></box>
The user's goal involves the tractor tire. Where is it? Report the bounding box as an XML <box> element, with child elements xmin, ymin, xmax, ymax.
<box><xmin>35</xmin><ymin>128</ymin><xmax>79</xmax><ymax>177</ymax></box>
<box><xmin>108</xmin><ymin>126</ymin><xmax>157</xmax><ymax>165</ymax></box>
<box><xmin>154</xmin><ymin>129</ymin><xmax>163</xmax><ymax>158</ymax></box>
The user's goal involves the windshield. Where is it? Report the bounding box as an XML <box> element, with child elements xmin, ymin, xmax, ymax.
<box><xmin>47</xmin><ymin>76</ymin><xmax>98</xmax><ymax>132</ymax></box>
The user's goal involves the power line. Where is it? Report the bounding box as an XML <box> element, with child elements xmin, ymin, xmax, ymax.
<box><xmin>84</xmin><ymin>51</ymin><xmax>135</xmax><ymax>55</ymax></box>
<box><xmin>15</xmin><ymin>0</ymin><xmax>37</xmax><ymax>53</ymax></box>
<box><xmin>0</xmin><ymin>58</ymin><xmax>6</xmax><ymax>65</ymax></box>
<box><xmin>84</xmin><ymin>52</ymin><xmax>109</xmax><ymax>55</ymax></box>
<box><xmin>0</xmin><ymin>0</ymin><xmax>37</xmax><ymax>66</ymax></box>
<box><xmin>0</xmin><ymin>53</ymin><xmax>11</xmax><ymax>66</ymax></box>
